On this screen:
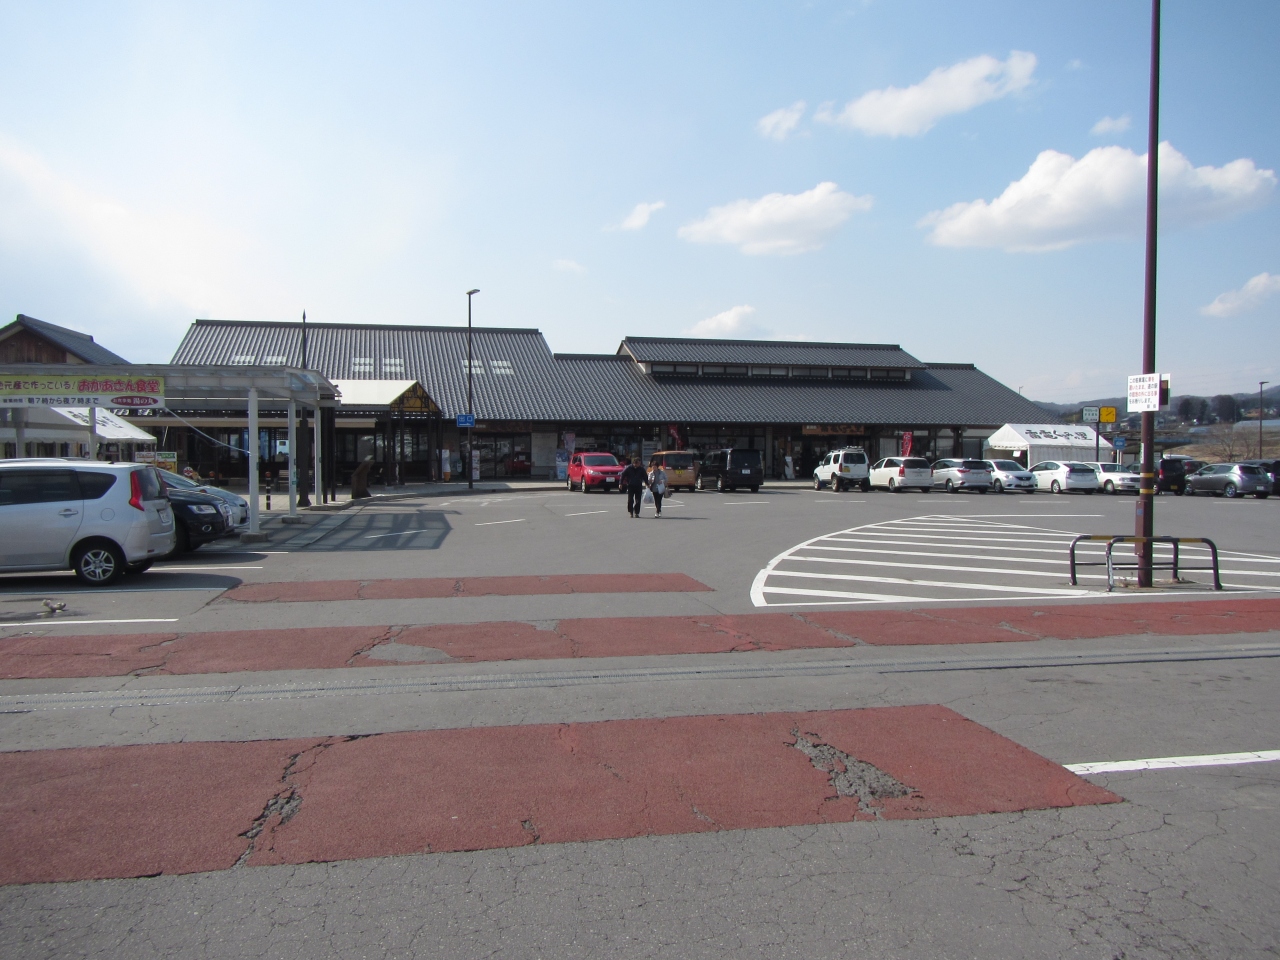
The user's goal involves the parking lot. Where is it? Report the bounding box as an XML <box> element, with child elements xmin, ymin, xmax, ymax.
<box><xmin>2</xmin><ymin>482</ymin><xmax>1279</xmax><ymax>959</ymax></box>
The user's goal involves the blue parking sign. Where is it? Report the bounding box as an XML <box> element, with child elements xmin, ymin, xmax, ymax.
<box><xmin>456</xmin><ymin>414</ymin><xmax>476</xmax><ymax>428</ymax></box>
<box><xmin>1114</xmin><ymin>436</ymin><xmax>1127</xmax><ymax>449</ymax></box>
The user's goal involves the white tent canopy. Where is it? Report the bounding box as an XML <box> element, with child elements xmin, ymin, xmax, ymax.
<box><xmin>984</xmin><ymin>423</ymin><xmax>1113</xmax><ymax>464</ymax></box>
<box><xmin>0</xmin><ymin>405</ymin><xmax>155</xmax><ymax>443</ymax></box>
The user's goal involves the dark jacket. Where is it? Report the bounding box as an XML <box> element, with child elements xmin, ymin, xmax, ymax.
<box><xmin>620</xmin><ymin>464</ymin><xmax>647</xmax><ymax>491</ymax></box>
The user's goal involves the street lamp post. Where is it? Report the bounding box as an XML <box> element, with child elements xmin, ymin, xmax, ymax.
<box><xmin>466</xmin><ymin>289</ymin><xmax>480</xmax><ymax>490</ymax></box>
<box><xmin>1261</xmin><ymin>381</ymin><xmax>1270</xmax><ymax>458</ymax></box>
<box><xmin>298</xmin><ymin>311</ymin><xmax>311</xmax><ymax>507</ymax></box>
<box><xmin>1135</xmin><ymin>0</ymin><xmax>1161</xmax><ymax>587</ymax></box>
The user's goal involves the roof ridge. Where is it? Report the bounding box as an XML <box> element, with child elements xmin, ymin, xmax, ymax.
<box><xmin>192</xmin><ymin>318</ymin><xmax>544</xmax><ymax>334</ymax></box>
<box><xmin>622</xmin><ymin>335</ymin><xmax>906</xmax><ymax>350</ymax></box>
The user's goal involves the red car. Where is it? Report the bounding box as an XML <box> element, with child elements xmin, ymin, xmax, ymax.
<box><xmin>567</xmin><ymin>452</ymin><xmax>624</xmax><ymax>492</ymax></box>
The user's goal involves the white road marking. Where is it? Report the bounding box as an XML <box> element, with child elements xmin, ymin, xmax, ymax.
<box><xmin>565</xmin><ymin>510</ymin><xmax>608</xmax><ymax>517</ymax></box>
<box><xmin>765</xmin><ymin>569</ymin><xmax>1092</xmax><ymax>596</ymax></box>
<box><xmin>475</xmin><ymin>519</ymin><xmax>526</xmax><ymax>526</ymax></box>
<box><xmin>364</xmin><ymin>530</ymin><xmax>426</xmax><ymax>539</ymax></box>
<box><xmin>0</xmin><ymin>618</ymin><xmax>181</xmax><ymax>627</ymax></box>
<box><xmin>783</xmin><ymin>553</ymin><xmax>1100</xmax><ymax>579</ymax></box>
<box><xmin>152</xmin><ymin>564</ymin><xmax>265</xmax><ymax>570</ymax></box>
<box><xmin>1066</xmin><ymin>750</ymin><xmax>1280</xmax><ymax>775</ymax></box>
<box><xmin>721</xmin><ymin>500</ymin><xmax>768</xmax><ymax>505</ymax></box>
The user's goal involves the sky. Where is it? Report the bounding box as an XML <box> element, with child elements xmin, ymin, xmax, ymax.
<box><xmin>0</xmin><ymin>1</ymin><xmax>1277</xmax><ymax>403</ymax></box>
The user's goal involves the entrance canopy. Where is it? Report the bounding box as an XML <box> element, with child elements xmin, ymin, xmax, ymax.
<box><xmin>0</xmin><ymin>406</ymin><xmax>155</xmax><ymax>443</ymax></box>
<box><xmin>985</xmin><ymin>423</ymin><xmax>1112</xmax><ymax>463</ymax></box>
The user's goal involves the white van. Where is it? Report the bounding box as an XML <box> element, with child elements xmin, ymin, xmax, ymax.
<box><xmin>0</xmin><ymin>460</ymin><xmax>176</xmax><ymax>585</ymax></box>
<box><xmin>813</xmin><ymin>447</ymin><xmax>870</xmax><ymax>492</ymax></box>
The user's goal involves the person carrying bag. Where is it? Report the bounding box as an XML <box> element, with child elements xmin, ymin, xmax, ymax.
<box><xmin>621</xmin><ymin>457</ymin><xmax>648</xmax><ymax>518</ymax></box>
<box><xmin>647</xmin><ymin>462</ymin><xmax>667</xmax><ymax>517</ymax></box>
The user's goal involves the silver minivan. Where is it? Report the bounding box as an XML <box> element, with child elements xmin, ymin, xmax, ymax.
<box><xmin>0</xmin><ymin>460</ymin><xmax>176</xmax><ymax>585</ymax></box>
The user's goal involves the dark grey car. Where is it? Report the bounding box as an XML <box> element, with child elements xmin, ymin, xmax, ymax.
<box><xmin>1186</xmin><ymin>463</ymin><xmax>1271</xmax><ymax>499</ymax></box>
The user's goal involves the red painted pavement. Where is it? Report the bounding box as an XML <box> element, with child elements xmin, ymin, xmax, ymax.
<box><xmin>4</xmin><ymin>598</ymin><xmax>1279</xmax><ymax>679</ymax></box>
<box><xmin>222</xmin><ymin>573</ymin><xmax>712</xmax><ymax>603</ymax></box>
<box><xmin>0</xmin><ymin>706</ymin><xmax>1119</xmax><ymax>884</ymax></box>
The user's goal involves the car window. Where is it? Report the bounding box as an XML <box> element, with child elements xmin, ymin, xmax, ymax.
<box><xmin>77</xmin><ymin>471</ymin><xmax>118</xmax><ymax>500</ymax></box>
<box><xmin>961</xmin><ymin>460</ymin><xmax>987</xmax><ymax>470</ymax></box>
<box><xmin>133</xmin><ymin>467</ymin><xmax>164</xmax><ymax>501</ymax></box>
<box><xmin>0</xmin><ymin>469</ymin><xmax>81</xmax><ymax>506</ymax></box>
<box><xmin>664</xmin><ymin>453</ymin><xmax>693</xmax><ymax>469</ymax></box>
<box><xmin>903</xmin><ymin>458</ymin><xmax>930</xmax><ymax>468</ymax></box>
<box><xmin>993</xmin><ymin>460</ymin><xmax>1022</xmax><ymax>471</ymax></box>
<box><xmin>728</xmin><ymin>450</ymin><xmax>761</xmax><ymax>468</ymax></box>
<box><xmin>583</xmin><ymin>455</ymin><xmax>618</xmax><ymax>466</ymax></box>
<box><xmin>160</xmin><ymin>469</ymin><xmax>199</xmax><ymax>490</ymax></box>
<box><xmin>1239</xmin><ymin>464</ymin><xmax>1262</xmax><ymax>476</ymax></box>
<box><xmin>848</xmin><ymin>452</ymin><xmax>867</xmax><ymax>464</ymax></box>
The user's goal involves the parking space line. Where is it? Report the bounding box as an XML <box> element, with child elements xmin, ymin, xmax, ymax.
<box><xmin>475</xmin><ymin>519</ymin><xmax>526</xmax><ymax>526</ymax></box>
<box><xmin>1066</xmin><ymin>750</ymin><xmax>1280</xmax><ymax>775</ymax></box>
<box><xmin>364</xmin><ymin>530</ymin><xmax>425</xmax><ymax>539</ymax></box>
<box><xmin>767</xmin><ymin>569</ymin><xmax>1091</xmax><ymax>596</ymax></box>
<box><xmin>0</xmin><ymin>618</ymin><xmax>181</xmax><ymax>627</ymax></box>
<box><xmin>152</xmin><ymin>565</ymin><xmax>264</xmax><ymax>570</ymax></box>
<box><xmin>780</xmin><ymin>554</ymin><xmax>1082</xmax><ymax>580</ymax></box>
<box><xmin>565</xmin><ymin>511</ymin><xmax>608</xmax><ymax>517</ymax></box>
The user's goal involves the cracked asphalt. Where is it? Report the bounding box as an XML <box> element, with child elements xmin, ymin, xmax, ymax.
<box><xmin>1</xmin><ymin>487</ymin><xmax>1278</xmax><ymax>958</ymax></box>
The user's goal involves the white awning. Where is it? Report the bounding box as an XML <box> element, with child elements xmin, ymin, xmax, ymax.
<box><xmin>985</xmin><ymin>423</ymin><xmax>1112</xmax><ymax>452</ymax></box>
<box><xmin>0</xmin><ymin>406</ymin><xmax>155</xmax><ymax>442</ymax></box>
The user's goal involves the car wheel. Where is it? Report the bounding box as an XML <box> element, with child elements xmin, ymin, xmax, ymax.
<box><xmin>1257</xmin><ymin>493</ymin><xmax>1270</xmax><ymax>500</ymax></box>
<box><xmin>717</xmin><ymin>476</ymin><xmax>726</xmax><ymax>493</ymax></box>
<box><xmin>978</xmin><ymin>487</ymin><xmax>988</xmax><ymax>494</ymax></box>
<box><xmin>1051</xmin><ymin>480</ymin><xmax>1062</xmax><ymax>494</ymax></box>
<box><xmin>813</xmin><ymin>475</ymin><xmax>822</xmax><ymax>490</ymax></box>
<box><xmin>72</xmin><ymin>541</ymin><xmax>126</xmax><ymax>587</ymax></box>
<box><xmin>992</xmin><ymin>479</ymin><xmax>1003</xmax><ymax>493</ymax></box>
<box><xmin>1104</xmin><ymin>480</ymin><xmax>1115</xmax><ymax>494</ymax></box>
<box><xmin>887</xmin><ymin>478</ymin><xmax>897</xmax><ymax>492</ymax></box>
<box><xmin>750</xmin><ymin>485</ymin><xmax>759</xmax><ymax>493</ymax></box>
<box><xmin>860</xmin><ymin>480</ymin><xmax>870</xmax><ymax>492</ymax></box>
<box><xmin>566</xmin><ymin>477</ymin><xmax>572</xmax><ymax>490</ymax></box>
<box><xmin>1224</xmin><ymin>482</ymin><xmax>1239</xmax><ymax>499</ymax></box>
<box><xmin>945</xmin><ymin>479</ymin><xmax>956</xmax><ymax>493</ymax></box>
<box><xmin>1175</xmin><ymin>486</ymin><xmax>1185</xmax><ymax>496</ymax></box>
<box><xmin>125</xmin><ymin>560</ymin><xmax>153</xmax><ymax>574</ymax></box>
<box><xmin>920</xmin><ymin>487</ymin><xmax>932</xmax><ymax>494</ymax></box>
<box><xmin>581</xmin><ymin>480</ymin><xmax>590</xmax><ymax>493</ymax></box>
<box><xmin>1085</xmin><ymin>489</ymin><xmax>1095</xmax><ymax>495</ymax></box>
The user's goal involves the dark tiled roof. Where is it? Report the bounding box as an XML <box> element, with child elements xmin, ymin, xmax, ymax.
<box><xmin>7</xmin><ymin>315</ymin><xmax>130</xmax><ymax>364</ymax></box>
<box><xmin>619</xmin><ymin>336</ymin><xmax>926</xmax><ymax>369</ymax></box>
<box><xmin>169</xmin><ymin>319</ymin><xmax>1055</xmax><ymax>427</ymax></box>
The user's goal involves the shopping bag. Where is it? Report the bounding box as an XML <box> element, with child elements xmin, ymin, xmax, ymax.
<box><xmin>641</xmin><ymin>488</ymin><xmax>655</xmax><ymax>509</ymax></box>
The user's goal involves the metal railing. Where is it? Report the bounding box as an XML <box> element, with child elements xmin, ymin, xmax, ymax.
<box><xmin>1069</xmin><ymin>535</ymin><xmax>1221</xmax><ymax>592</ymax></box>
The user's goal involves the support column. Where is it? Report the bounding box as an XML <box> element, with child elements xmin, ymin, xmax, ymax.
<box><xmin>243</xmin><ymin>388</ymin><xmax>269</xmax><ymax>542</ymax></box>
<box><xmin>88</xmin><ymin>406</ymin><xmax>99</xmax><ymax>460</ymax></box>
<box><xmin>15</xmin><ymin>407</ymin><xmax>26</xmax><ymax>458</ymax></box>
<box><xmin>313</xmin><ymin>396</ymin><xmax>322</xmax><ymax>503</ymax></box>
<box><xmin>287</xmin><ymin>400</ymin><xmax>298</xmax><ymax>516</ymax></box>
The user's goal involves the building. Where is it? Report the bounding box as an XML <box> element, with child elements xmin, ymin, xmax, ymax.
<box><xmin>166</xmin><ymin>318</ymin><xmax>1055</xmax><ymax>482</ymax></box>
<box><xmin>0</xmin><ymin>314</ymin><xmax>129</xmax><ymax>366</ymax></box>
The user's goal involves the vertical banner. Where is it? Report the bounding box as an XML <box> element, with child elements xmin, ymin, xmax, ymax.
<box><xmin>901</xmin><ymin>431</ymin><xmax>914</xmax><ymax>457</ymax></box>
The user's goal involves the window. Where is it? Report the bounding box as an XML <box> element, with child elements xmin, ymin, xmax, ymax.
<box><xmin>263</xmin><ymin>355</ymin><xmax>287</xmax><ymax>365</ymax></box>
<box><xmin>462</xmin><ymin>360</ymin><xmax>485</xmax><ymax>374</ymax></box>
<box><xmin>0</xmin><ymin>470</ymin><xmax>80</xmax><ymax>505</ymax></box>
<box><xmin>382</xmin><ymin>358</ymin><xmax>405</xmax><ymax>375</ymax></box>
<box><xmin>651</xmin><ymin>363</ymin><xmax>674</xmax><ymax>374</ymax></box>
<box><xmin>77</xmin><ymin>472</ymin><xmax>118</xmax><ymax>499</ymax></box>
<box><xmin>702</xmin><ymin>365</ymin><xmax>724</xmax><ymax>375</ymax></box>
<box><xmin>351</xmin><ymin>357</ymin><xmax>375</xmax><ymax>375</ymax></box>
<box><xmin>583</xmin><ymin>454</ymin><xmax>618</xmax><ymax>466</ymax></box>
<box><xmin>751</xmin><ymin>366</ymin><xmax>787</xmax><ymax>376</ymax></box>
<box><xmin>489</xmin><ymin>359</ymin><xmax>514</xmax><ymax>375</ymax></box>
<box><xmin>231</xmin><ymin>355</ymin><xmax>256</xmax><ymax>364</ymax></box>
<box><xmin>724</xmin><ymin>365</ymin><xmax>748</xmax><ymax>376</ymax></box>
<box><xmin>674</xmin><ymin>364</ymin><xmax>698</xmax><ymax>374</ymax></box>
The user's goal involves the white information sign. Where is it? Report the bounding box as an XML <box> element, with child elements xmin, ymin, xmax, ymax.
<box><xmin>1127</xmin><ymin>374</ymin><xmax>1161</xmax><ymax>413</ymax></box>
<box><xmin>1082</xmin><ymin>406</ymin><xmax>1100</xmax><ymax>423</ymax></box>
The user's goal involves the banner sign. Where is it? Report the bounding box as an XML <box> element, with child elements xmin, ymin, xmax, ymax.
<box><xmin>1127</xmin><ymin>374</ymin><xmax>1161</xmax><ymax>413</ymax></box>
<box><xmin>1082</xmin><ymin>406</ymin><xmax>1099</xmax><ymax>423</ymax></box>
<box><xmin>901</xmin><ymin>431</ymin><xmax>914</xmax><ymax>457</ymax></box>
<box><xmin>0</xmin><ymin>375</ymin><xmax>165</xmax><ymax>408</ymax></box>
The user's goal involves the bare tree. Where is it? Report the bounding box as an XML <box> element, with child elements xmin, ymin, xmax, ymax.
<box><xmin>1202</xmin><ymin>423</ymin><xmax>1254</xmax><ymax>461</ymax></box>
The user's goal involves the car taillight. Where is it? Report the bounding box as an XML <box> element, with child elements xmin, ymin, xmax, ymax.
<box><xmin>129</xmin><ymin>471</ymin><xmax>145</xmax><ymax>511</ymax></box>
<box><xmin>957</xmin><ymin>467</ymin><xmax>969</xmax><ymax>473</ymax></box>
<box><xmin>898</xmin><ymin>466</ymin><xmax>905</xmax><ymax>477</ymax></box>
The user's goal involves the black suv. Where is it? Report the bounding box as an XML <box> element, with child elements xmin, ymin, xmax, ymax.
<box><xmin>166</xmin><ymin>487</ymin><xmax>231</xmax><ymax>553</ymax></box>
<box><xmin>697</xmin><ymin>448</ymin><xmax>764</xmax><ymax>492</ymax></box>
<box><xmin>1155</xmin><ymin>457</ymin><xmax>1188</xmax><ymax>495</ymax></box>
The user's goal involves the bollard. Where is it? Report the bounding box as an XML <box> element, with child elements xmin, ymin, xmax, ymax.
<box><xmin>265</xmin><ymin>472</ymin><xmax>272</xmax><ymax>512</ymax></box>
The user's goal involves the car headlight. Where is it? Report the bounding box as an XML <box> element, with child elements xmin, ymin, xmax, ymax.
<box><xmin>190</xmin><ymin>504</ymin><xmax>218</xmax><ymax>515</ymax></box>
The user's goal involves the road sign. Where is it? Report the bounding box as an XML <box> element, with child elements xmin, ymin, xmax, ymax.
<box><xmin>1099</xmin><ymin>406</ymin><xmax>1117</xmax><ymax>423</ymax></box>
<box><xmin>1082</xmin><ymin>406</ymin><xmax>1099</xmax><ymax>423</ymax></box>
<box><xmin>456</xmin><ymin>413</ymin><xmax>476</xmax><ymax>428</ymax></box>
<box><xmin>1114</xmin><ymin>436</ymin><xmax>1127</xmax><ymax>449</ymax></box>
<box><xmin>1127</xmin><ymin>374</ymin><xmax>1162</xmax><ymax>413</ymax></box>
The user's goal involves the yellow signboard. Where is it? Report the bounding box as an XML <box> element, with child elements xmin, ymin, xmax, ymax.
<box><xmin>1099</xmin><ymin>406</ymin><xmax>1117</xmax><ymax>423</ymax></box>
<box><xmin>0</xmin><ymin>375</ymin><xmax>165</xmax><ymax>408</ymax></box>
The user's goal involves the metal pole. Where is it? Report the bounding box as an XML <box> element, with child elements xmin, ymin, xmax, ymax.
<box><xmin>287</xmin><ymin>399</ymin><xmax>298</xmax><ymax>515</ymax></box>
<box><xmin>88</xmin><ymin>406</ymin><xmax>99</xmax><ymax>460</ymax></box>
<box><xmin>1261</xmin><ymin>381</ymin><xmax>1269</xmax><ymax>458</ymax></box>
<box><xmin>15</xmin><ymin>407</ymin><xmax>26</xmax><ymax>458</ymax></box>
<box><xmin>313</xmin><ymin>393</ymin><xmax>322</xmax><ymax>503</ymax></box>
<box><xmin>466</xmin><ymin>289</ymin><xmax>479</xmax><ymax>489</ymax></box>
<box><xmin>1135</xmin><ymin>0</ymin><xmax>1161</xmax><ymax>587</ymax></box>
<box><xmin>248</xmin><ymin>387</ymin><xmax>260</xmax><ymax>534</ymax></box>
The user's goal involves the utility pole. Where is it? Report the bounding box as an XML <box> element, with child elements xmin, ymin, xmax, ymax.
<box><xmin>1135</xmin><ymin>0</ymin><xmax>1161</xmax><ymax>587</ymax></box>
<box><xmin>466</xmin><ymin>289</ymin><xmax>480</xmax><ymax>489</ymax></box>
<box><xmin>298</xmin><ymin>311</ymin><xmax>312</xmax><ymax>507</ymax></box>
<box><xmin>1262</xmin><ymin>381</ymin><xmax>1270</xmax><ymax>458</ymax></box>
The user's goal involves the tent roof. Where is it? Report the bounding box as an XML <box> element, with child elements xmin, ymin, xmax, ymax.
<box><xmin>0</xmin><ymin>406</ymin><xmax>155</xmax><ymax>442</ymax></box>
<box><xmin>985</xmin><ymin>423</ymin><xmax>1113</xmax><ymax>451</ymax></box>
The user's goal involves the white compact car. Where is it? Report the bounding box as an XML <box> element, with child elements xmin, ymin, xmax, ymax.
<box><xmin>813</xmin><ymin>447</ymin><xmax>871</xmax><ymax>492</ymax></box>
<box><xmin>1029</xmin><ymin>461</ymin><xmax>1100</xmax><ymax>494</ymax></box>
<box><xmin>869</xmin><ymin>457</ymin><xmax>933</xmax><ymax>493</ymax></box>
<box><xmin>0</xmin><ymin>460</ymin><xmax>176</xmax><ymax>585</ymax></box>
<box><xmin>930</xmin><ymin>458</ymin><xmax>992</xmax><ymax>494</ymax></box>
<box><xmin>1084</xmin><ymin>462</ymin><xmax>1141</xmax><ymax>495</ymax></box>
<box><xmin>982</xmin><ymin>459</ymin><xmax>1037</xmax><ymax>493</ymax></box>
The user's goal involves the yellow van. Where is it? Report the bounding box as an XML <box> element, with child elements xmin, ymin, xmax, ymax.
<box><xmin>648</xmin><ymin>450</ymin><xmax>698</xmax><ymax>491</ymax></box>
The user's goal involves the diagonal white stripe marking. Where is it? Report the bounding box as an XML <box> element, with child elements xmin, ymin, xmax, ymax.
<box><xmin>767</xmin><ymin>569</ymin><xmax>1091</xmax><ymax>596</ymax></box>
<box><xmin>475</xmin><ymin>519</ymin><xmax>526</xmax><ymax>526</ymax></box>
<box><xmin>1066</xmin><ymin>750</ymin><xmax>1280</xmax><ymax>775</ymax></box>
<box><xmin>779</xmin><ymin>555</ymin><xmax>1072</xmax><ymax>579</ymax></box>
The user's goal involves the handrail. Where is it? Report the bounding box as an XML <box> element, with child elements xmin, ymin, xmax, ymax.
<box><xmin>1069</xmin><ymin>535</ymin><xmax>1221</xmax><ymax>591</ymax></box>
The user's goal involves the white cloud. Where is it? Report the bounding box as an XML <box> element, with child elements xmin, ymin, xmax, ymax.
<box><xmin>684</xmin><ymin>304</ymin><xmax>768</xmax><ymax>338</ymax></box>
<box><xmin>920</xmin><ymin>142</ymin><xmax>1276</xmax><ymax>251</ymax></box>
<box><xmin>618</xmin><ymin>200</ymin><xmax>665</xmax><ymax>231</ymax></box>
<box><xmin>757</xmin><ymin>101</ymin><xmax>806</xmax><ymax>141</ymax></box>
<box><xmin>816</xmin><ymin>51</ymin><xmax>1036</xmax><ymax>137</ymax></box>
<box><xmin>678</xmin><ymin>181</ymin><xmax>871</xmax><ymax>256</ymax></box>
<box><xmin>552</xmin><ymin>258</ymin><xmax>586</xmax><ymax>273</ymax></box>
<box><xmin>1067</xmin><ymin>59</ymin><xmax>1084</xmax><ymax>71</ymax></box>
<box><xmin>1201</xmin><ymin>272</ymin><xmax>1280</xmax><ymax>317</ymax></box>
<box><xmin>1091</xmin><ymin>114</ymin><xmax>1131</xmax><ymax>136</ymax></box>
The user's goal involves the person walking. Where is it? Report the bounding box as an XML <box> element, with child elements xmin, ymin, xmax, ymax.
<box><xmin>621</xmin><ymin>457</ymin><xmax>648</xmax><ymax>518</ymax></box>
<box><xmin>647</xmin><ymin>460</ymin><xmax>667</xmax><ymax>517</ymax></box>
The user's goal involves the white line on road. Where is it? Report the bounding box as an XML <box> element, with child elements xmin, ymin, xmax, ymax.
<box><xmin>720</xmin><ymin>500</ymin><xmax>768</xmax><ymax>505</ymax></box>
<box><xmin>565</xmin><ymin>510</ymin><xmax>608</xmax><ymax>517</ymax></box>
<box><xmin>1066</xmin><ymin>750</ymin><xmax>1280</xmax><ymax>775</ymax></box>
<box><xmin>152</xmin><ymin>565</ymin><xmax>265</xmax><ymax>570</ymax></box>
<box><xmin>364</xmin><ymin>530</ymin><xmax>426</xmax><ymax>539</ymax></box>
<box><xmin>766</xmin><ymin>569</ymin><xmax>1092</xmax><ymax>596</ymax></box>
<box><xmin>0</xmin><ymin>618</ymin><xmax>181</xmax><ymax>627</ymax></box>
<box><xmin>475</xmin><ymin>519</ymin><xmax>526</xmax><ymax>526</ymax></box>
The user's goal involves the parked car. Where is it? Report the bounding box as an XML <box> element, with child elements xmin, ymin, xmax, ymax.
<box><xmin>0</xmin><ymin>460</ymin><xmax>175</xmax><ymax>585</ymax></box>
<box><xmin>868</xmin><ymin>457</ymin><xmax>933</xmax><ymax>493</ymax></box>
<box><xmin>697</xmin><ymin>448</ymin><xmax>763</xmax><ymax>492</ymax></box>
<box><xmin>1186</xmin><ymin>463</ymin><xmax>1272</xmax><ymax>499</ymax></box>
<box><xmin>1155</xmin><ymin>457</ymin><xmax>1188</xmax><ymax>495</ymax></box>
<box><xmin>1084</xmin><ymin>462</ymin><xmax>1141</xmax><ymax>495</ymax></box>
<box><xmin>166</xmin><ymin>487</ymin><xmax>233</xmax><ymax>552</ymax></box>
<box><xmin>1239</xmin><ymin>459</ymin><xmax>1280</xmax><ymax>492</ymax></box>
<box><xmin>567</xmin><ymin>452</ymin><xmax>624</xmax><ymax>492</ymax></box>
<box><xmin>1029</xmin><ymin>461</ymin><xmax>1099</xmax><ymax>494</ymax></box>
<box><xmin>159</xmin><ymin>468</ymin><xmax>249</xmax><ymax>525</ymax></box>
<box><xmin>648</xmin><ymin>450</ymin><xmax>698</xmax><ymax>491</ymax></box>
<box><xmin>930</xmin><ymin>458</ymin><xmax>992</xmax><ymax>494</ymax></box>
<box><xmin>813</xmin><ymin>447</ymin><xmax>871</xmax><ymax>492</ymax></box>
<box><xmin>981</xmin><ymin>459</ymin><xmax>1036</xmax><ymax>494</ymax></box>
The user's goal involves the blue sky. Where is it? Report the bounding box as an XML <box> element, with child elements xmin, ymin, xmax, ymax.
<box><xmin>1</xmin><ymin>1</ymin><xmax>1277</xmax><ymax>401</ymax></box>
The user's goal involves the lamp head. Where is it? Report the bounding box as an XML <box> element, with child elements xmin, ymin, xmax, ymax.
<box><xmin>467</xmin><ymin>288</ymin><xmax>480</xmax><ymax>296</ymax></box>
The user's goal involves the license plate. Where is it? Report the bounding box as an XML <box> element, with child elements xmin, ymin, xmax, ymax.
<box><xmin>742</xmin><ymin>469</ymin><xmax>751</xmax><ymax>474</ymax></box>
<box><xmin>605</xmin><ymin>478</ymin><xmax>615</xmax><ymax>483</ymax></box>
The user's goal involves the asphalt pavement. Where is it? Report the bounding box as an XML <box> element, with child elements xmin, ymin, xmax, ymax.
<box><xmin>1</xmin><ymin>482</ymin><xmax>1278</xmax><ymax>959</ymax></box>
